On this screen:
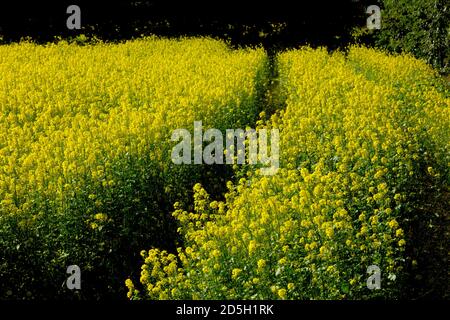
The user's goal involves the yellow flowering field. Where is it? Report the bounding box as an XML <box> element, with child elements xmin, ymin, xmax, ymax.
<box><xmin>0</xmin><ymin>37</ymin><xmax>447</xmax><ymax>300</ymax></box>
<box><xmin>0</xmin><ymin>38</ymin><xmax>269</xmax><ymax>299</ymax></box>
<box><xmin>127</xmin><ymin>47</ymin><xmax>448</xmax><ymax>300</ymax></box>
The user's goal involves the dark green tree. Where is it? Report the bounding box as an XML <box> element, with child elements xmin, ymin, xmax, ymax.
<box><xmin>375</xmin><ymin>0</ymin><xmax>449</xmax><ymax>73</ymax></box>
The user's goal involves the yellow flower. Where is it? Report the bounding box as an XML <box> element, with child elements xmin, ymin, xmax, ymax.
<box><xmin>94</xmin><ymin>213</ymin><xmax>107</xmax><ymax>221</ymax></box>
<box><xmin>360</xmin><ymin>226</ymin><xmax>368</xmax><ymax>235</ymax></box>
<box><xmin>231</xmin><ymin>268</ymin><xmax>242</xmax><ymax>279</ymax></box>
<box><xmin>248</xmin><ymin>240</ymin><xmax>257</xmax><ymax>255</ymax></box>
<box><xmin>278</xmin><ymin>289</ymin><xmax>287</xmax><ymax>299</ymax></box>
<box><xmin>125</xmin><ymin>279</ymin><xmax>134</xmax><ymax>289</ymax></box>
<box><xmin>257</xmin><ymin>259</ymin><xmax>266</xmax><ymax>269</ymax></box>
<box><xmin>325</xmin><ymin>227</ymin><xmax>334</xmax><ymax>238</ymax></box>
<box><xmin>388</xmin><ymin>219</ymin><xmax>399</xmax><ymax>229</ymax></box>
<box><xmin>326</xmin><ymin>265</ymin><xmax>336</xmax><ymax>273</ymax></box>
<box><xmin>211</xmin><ymin>249</ymin><xmax>220</xmax><ymax>258</ymax></box>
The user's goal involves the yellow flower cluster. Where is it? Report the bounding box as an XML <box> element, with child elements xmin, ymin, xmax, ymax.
<box><xmin>0</xmin><ymin>38</ymin><xmax>268</xmax><ymax>298</ymax></box>
<box><xmin>0</xmin><ymin>38</ymin><xmax>267</xmax><ymax>215</ymax></box>
<box><xmin>129</xmin><ymin>47</ymin><xmax>448</xmax><ymax>300</ymax></box>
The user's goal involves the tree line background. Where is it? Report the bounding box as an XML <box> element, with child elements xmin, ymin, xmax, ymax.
<box><xmin>0</xmin><ymin>0</ymin><xmax>448</xmax><ymax>72</ymax></box>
